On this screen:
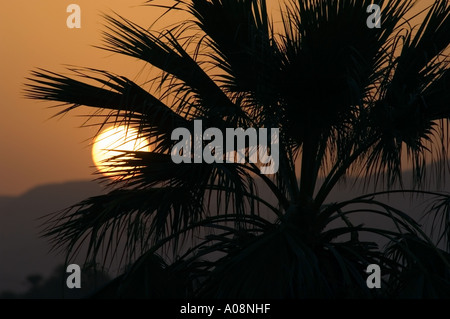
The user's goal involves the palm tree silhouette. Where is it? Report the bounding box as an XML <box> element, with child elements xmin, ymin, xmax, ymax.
<box><xmin>25</xmin><ymin>0</ymin><xmax>450</xmax><ymax>298</ymax></box>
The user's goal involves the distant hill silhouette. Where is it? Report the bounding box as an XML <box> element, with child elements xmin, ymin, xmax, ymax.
<box><xmin>1</xmin><ymin>169</ymin><xmax>448</xmax><ymax>297</ymax></box>
<box><xmin>0</xmin><ymin>180</ymin><xmax>104</xmax><ymax>293</ymax></box>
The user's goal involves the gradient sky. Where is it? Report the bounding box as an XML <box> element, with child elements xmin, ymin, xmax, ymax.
<box><xmin>1</xmin><ymin>0</ymin><xmax>177</xmax><ymax>196</ymax></box>
<box><xmin>0</xmin><ymin>0</ymin><xmax>432</xmax><ymax>196</ymax></box>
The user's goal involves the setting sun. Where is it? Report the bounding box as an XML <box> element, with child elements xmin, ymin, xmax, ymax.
<box><xmin>92</xmin><ymin>125</ymin><xmax>149</xmax><ymax>177</ymax></box>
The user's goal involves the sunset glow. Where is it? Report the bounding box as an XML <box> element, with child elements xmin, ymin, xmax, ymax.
<box><xmin>92</xmin><ymin>125</ymin><xmax>149</xmax><ymax>177</ymax></box>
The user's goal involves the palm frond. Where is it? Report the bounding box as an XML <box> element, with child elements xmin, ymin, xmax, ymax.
<box><xmin>365</xmin><ymin>0</ymin><xmax>450</xmax><ymax>189</ymax></box>
<box><xmin>100</xmin><ymin>13</ymin><xmax>243</xmax><ymax>120</ymax></box>
<box><xmin>24</xmin><ymin>68</ymin><xmax>186</xmax><ymax>138</ymax></box>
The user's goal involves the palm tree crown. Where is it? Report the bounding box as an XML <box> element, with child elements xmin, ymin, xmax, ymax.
<box><xmin>25</xmin><ymin>0</ymin><xmax>450</xmax><ymax>298</ymax></box>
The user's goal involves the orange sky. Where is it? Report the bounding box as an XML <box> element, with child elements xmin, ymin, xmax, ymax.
<box><xmin>0</xmin><ymin>0</ymin><xmax>432</xmax><ymax>196</ymax></box>
<box><xmin>0</xmin><ymin>1</ymin><xmax>174</xmax><ymax>196</ymax></box>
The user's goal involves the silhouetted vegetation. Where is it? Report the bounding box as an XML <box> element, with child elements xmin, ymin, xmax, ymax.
<box><xmin>25</xmin><ymin>0</ymin><xmax>450</xmax><ymax>298</ymax></box>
